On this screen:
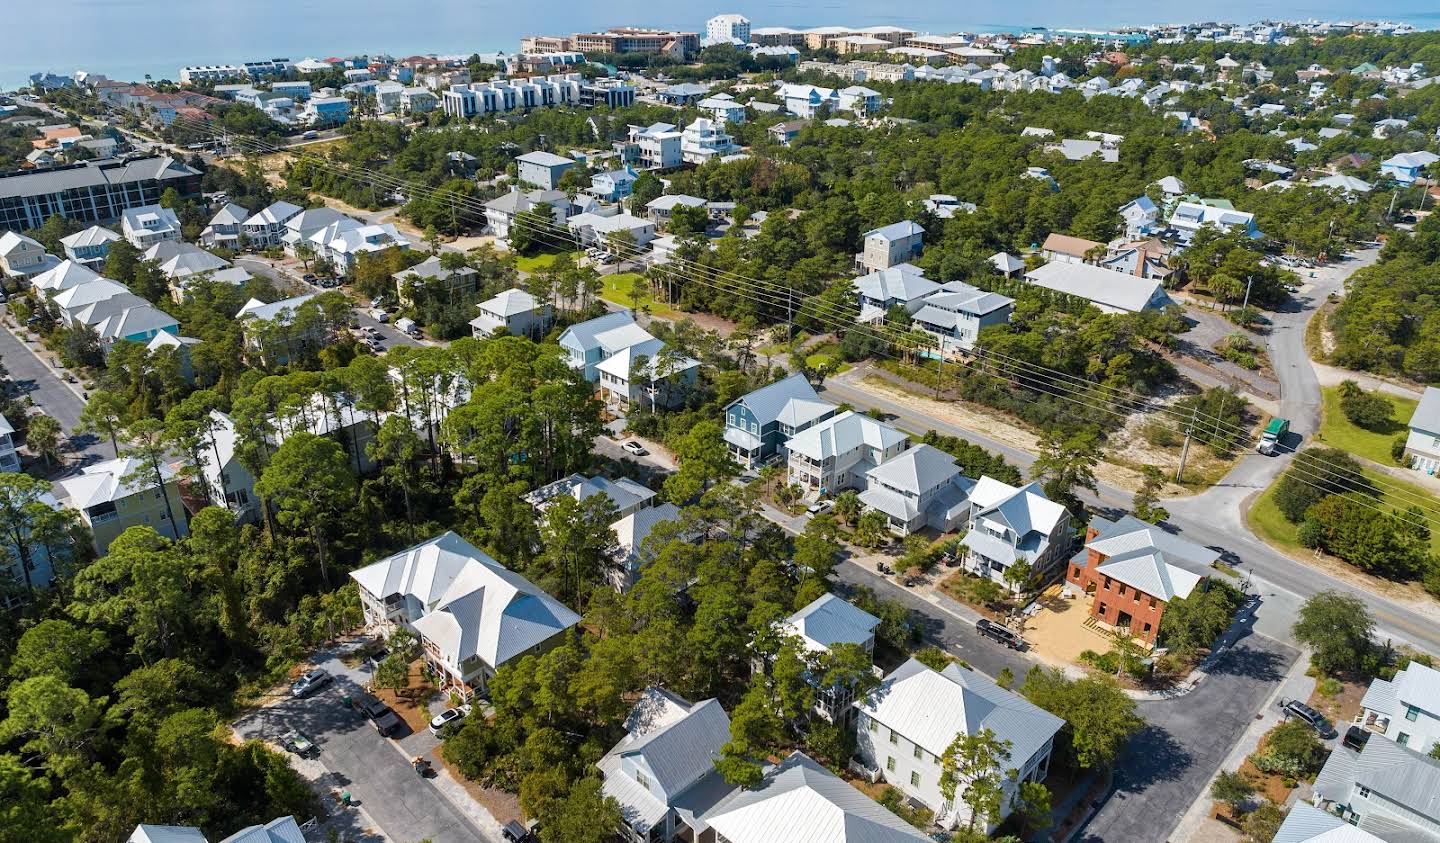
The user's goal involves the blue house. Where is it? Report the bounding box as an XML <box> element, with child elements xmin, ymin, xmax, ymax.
<box><xmin>723</xmin><ymin>372</ymin><xmax>836</xmax><ymax>468</ymax></box>
<box><xmin>558</xmin><ymin>310</ymin><xmax>650</xmax><ymax>382</ymax></box>
<box><xmin>1380</xmin><ymin>151</ymin><xmax>1439</xmax><ymax>185</ymax></box>
<box><xmin>588</xmin><ymin>166</ymin><xmax>638</xmax><ymax>202</ymax></box>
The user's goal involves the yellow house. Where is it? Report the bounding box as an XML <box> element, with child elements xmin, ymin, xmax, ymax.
<box><xmin>57</xmin><ymin>457</ymin><xmax>188</xmax><ymax>555</ymax></box>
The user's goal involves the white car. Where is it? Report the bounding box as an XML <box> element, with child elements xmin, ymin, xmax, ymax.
<box><xmin>621</xmin><ymin>440</ymin><xmax>648</xmax><ymax>457</ymax></box>
<box><xmin>429</xmin><ymin>704</ymin><xmax>473</xmax><ymax>737</ymax></box>
<box><xmin>807</xmin><ymin>499</ymin><xmax>834</xmax><ymax>515</ymax></box>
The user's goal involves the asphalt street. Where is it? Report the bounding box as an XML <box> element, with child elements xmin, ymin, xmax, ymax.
<box><xmin>0</xmin><ymin>317</ymin><xmax>110</xmax><ymax>468</ymax></box>
<box><xmin>234</xmin><ymin>257</ymin><xmax>424</xmax><ymax>350</ymax></box>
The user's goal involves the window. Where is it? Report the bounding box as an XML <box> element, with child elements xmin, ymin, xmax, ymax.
<box><xmin>886</xmin><ymin>757</ymin><xmax>896</xmax><ymax>772</ymax></box>
<box><xmin>1406</xmin><ymin>706</ymin><xmax>1419</xmax><ymax>722</ymax></box>
<box><xmin>913</xmin><ymin>745</ymin><xmax>924</xmax><ymax>760</ymax></box>
<box><xmin>1072</xmin><ymin>566</ymin><xmax>1082</xmax><ymax>579</ymax></box>
<box><xmin>1103</xmin><ymin>577</ymin><xmax>1112</xmax><ymax>590</ymax></box>
<box><xmin>1118</xmin><ymin>584</ymin><xmax>1128</xmax><ymax>596</ymax></box>
<box><xmin>1397</xmin><ymin>733</ymin><xmax>1410</xmax><ymax>746</ymax></box>
<box><xmin>1098</xmin><ymin>602</ymin><xmax>1108</xmax><ymax>615</ymax></box>
<box><xmin>1358</xmin><ymin>786</ymin><xmax>1371</xmax><ymax>798</ymax></box>
<box><xmin>635</xmin><ymin>770</ymin><xmax>650</xmax><ymax>789</ymax></box>
<box><xmin>1148</xmin><ymin>596</ymin><xmax>1157</xmax><ymax>608</ymax></box>
<box><xmin>868</xmin><ymin>717</ymin><xmax>877</xmax><ymax>733</ymax></box>
<box><xmin>1143</xmin><ymin>622</ymin><xmax>1152</xmax><ymax>633</ymax></box>
<box><xmin>910</xmin><ymin>771</ymin><xmax>921</xmax><ymax>787</ymax></box>
<box><xmin>889</xmin><ymin>729</ymin><xmax>898</xmax><ymax>745</ymax></box>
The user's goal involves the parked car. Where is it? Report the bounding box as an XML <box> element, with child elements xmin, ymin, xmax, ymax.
<box><xmin>428</xmin><ymin>704</ymin><xmax>473</xmax><ymax>737</ymax></box>
<box><xmin>502</xmin><ymin>821</ymin><xmax>538</xmax><ymax>843</ymax></box>
<box><xmin>807</xmin><ymin>499</ymin><xmax>834</xmax><ymax>515</ymax></box>
<box><xmin>357</xmin><ymin>694</ymin><xmax>403</xmax><ymax>737</ymax></box>
<box><xmin>279</xmin><ymin>729</ymin><xmax>318</xmax><ymax>758</ymax></box>
<box><xmin>302</xmin><ymin>273</ymin><xmax>317</xmax><ymax>282</ymax></box>
<box><xmin>290</xmin><ymin>668</ymin><xmax>332</xmax><ymax>698</ymax></box>
<box><xmin>1280</xmin><ymin>699</ymin><xmax>1337</xmax><ymax>738</ymax></box>
<box><xmin>621</xmin><ymin>440</ymin><xmax>648</xmax><ymax>457</ymax></box>
<box><xmin>366</xmin><ymin>648</ymin><xmax>390</xmax><ymax>670</ymax></box>
<box><xmin>1341</xmin><ymin>725</ymin><xmax>1370</xmax><ymax>751</ymax></box>
<box><xmin>975</xmin><ymin>618</ymin><xmax>1024</xmax><ymax>650</ymax></box>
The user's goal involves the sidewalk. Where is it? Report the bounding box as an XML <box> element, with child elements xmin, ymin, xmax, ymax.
<box><xmin>0</xmin><ymin>316</ymin><xmax>89</xmax><ymax>403</ymax></box>
<box><xmin>1167</xmin><ymin>647</ymin><xmax>1315</xmax><ymax>843</ymax></box>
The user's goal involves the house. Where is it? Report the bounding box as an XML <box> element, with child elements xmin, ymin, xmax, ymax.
<box><xmin>1311</xmin><ymin>731</ymin><xmax>1440</xmax><ymax>839</ymax></box>
<box><xmin>1270</xmin><ymin>803</ymin><xmax>1387</xmax><ymax>843</ymax></box>
<box><xmin>120</xmin><ymin>204</ymin><xmax>181</xmax><ymax>249</ymax></box>
<box><xmin>525</xmin><ymin>473</ymin><xmax>656</xmax><ymax>520</ymax></box>
<box><xmin>853</xmin><ymin>265</ymin><xmax>940</xmax><ymax>322</ymax></box>
<box><xmin>777</xmin><ymin>83</ymin><xmax>839</xmax><ymax>118</ymax></box>
<box><xmin>679</xmin><ymin>118</ymin><xmax>740</xmax><ymax>164</ymax></box>
<box><xmin>0</xmin><ymin>413</ymin><xmax>18</xmax><ymax>473</ymax></box>
<box><xmin>924</xmin><ymin>194</ymin><xmax>976</xmax><ymax>218</ymax></box>
<box><xmin>589</xmin><ymin>167</ymin><xmax>639</xmax><ymax>202</ymax></box>
<box><xmin>786</xmin><ymin>410</ymin><xmax>910</xmax><ymax>496</ymax></box>
<box><xmin>1099</xmin><ymin>239</ymin><xmax>1174</xmax><ymax>282</ymax></box>
<box><xmin>838</xmin><ymin>85</ymin><xmax>883</xmax><ymax>115</ymax></box>
<box><xmin>1155</xmin><ymin>176</ymin><xmax>1187</xmax><ymax>203</ymax></box>
<box><xmin>267</xmin><ymin>393</ymin><xmax>380</xmax><ymax>476</ymax></box>
<box><xmin>859</xmin><ymin>444</ymin><xmax>977</xmax><ymax>535</ymax></box>
<box><xmin>609</xmin><ymin>503</ymin><xmax>683</xmax><ymax>590</ymax></box>
<box><xmin>645</xmin><ymin>194</ymin><xmax>708</xmax><ymax>225</ymax></box>
<box><xmin>1311</xmin><ymin>174</ymin><xmax>1373</xmax><ymax>196</ymax></box>
<box><xmin>31</xmin><ymin>259</ymin><xmax>103</xmax><ymax>295</ymax></box>
<box><xmin>150</xmin><ymin>243</ymin><xmax>231</xmax><ymax>280</ymax></box>
<box><xmin>700</xmin><ymin>751</ymin><xmax>930</xmax><ymax>843</ymax></box>
<box><xmin>127</xmin><ymin>816</ymin><xmax>306</xmax><ymax>843</ymax></box>
<box><xmin>470</xmin><ymin>288</ymin><xmax>552</xmax><ymax>339</ymax></box>
<box><xmin>723</xmin><ymin>373</ymin><xmax>836</xmax><ymax>468</ymax></box>
<box><xmin>310</xmin><ymin>221</ymin><xmax>414</xmax><ymax>274</ymax></box>
<box><xmin>89</xmin><ymin>303</ymin><xmax>182</xmax><ymax>346</ymax></box>
<box><xmin>594</xmin><ymin>337</ymin><xmax>700</xmax><ymax>410</ymax></box>
<box><xmin>279</xmin><ymin>206</ymin><xmax>350</xmax><ymax>255</ymax></box>
<box><xmin>236</xmin><ymin>292</ymin><xmax>323</xmax><ymax>366</ymax></box>
<box><xmin>57</xmin><ymin>456</ymin><xmax>188</xmax><ymax>555</ymax></box>
<box><xmin>1118</xmin><ymin>196</ymin><xmax>1160</xmax><ymax>239</ymax></box>
<box><xmin>559</xmin><ymin>311</ymin><xmax>649</xmax><ymax>381</ymax></box>
<box><xmin>958</xmin><ymin>476</ymin><xmax>1071</xmax><ymax>589</ymax></box>
<box><xmin>0</xmin><ymin>231</ymin><xmax>58</xmax><ymax>280</ymax></box>
<box><xmin>1357</xmin><ymin>659</ymin><xmax>1440</xmax><ymax>754</ymax></box>
<box><xmin>194</xmin><ymin>411</ymin><xmax>259</xmax><ymax>522</ymax></box>
<box><xmin>626</xmin><ymin>123</ymin><xmax>683</xmax><ymax>170</ymax></box>
<box><xmin>146</xmin><ymin>332</ymin><xmax>202</xmax><ymax>382</ymax></box>
<box><xmin>483</xmin><ymin>188</ymin><xmax>571</xmax><ymax>240</ymax></box>
<box><xmin>767</xmin><ymin>119</ymin><xmax>810</xmax><ymax>146</ymax></box>
<box><xmin>697</xmin><ymin>95</ymin><xmax>746</xmax><ymax>125</ymax></box>
<box><xmin>516</xmin><ymin>150</ymin><xmax>576</xmax><ymax>190</ymax></box>
<box><xmin>350</xmin><ymin>531</ymin><xmax>580</xmax><ymax>697</ymax></box>
<box><xmin>857</xmin><ymin>220</ymin><xmax>924</xmax><ymax>271</ymax></box>
<box><xmin>391</xmin><ymin>254</ymin><xmax>480</xmax><ymax>305</ymax></box>
<box><xmin>658</xmin><ymin>83</ymin><xmax>712</xmax><ymax>106</ymax></box>
<box><xmin>1168</xmin><ymin>200</ymin><xmax>1261</xmax><ymax>240</ymax></box>
<box><xmin>989</xmin><ymin>252</ymin><xmax>1024</xmax><ymax>278</ymax></box>
<box><xmin>1402</xmin><ymin>387</ymin><xmax>1440</xmax><ymax>474</ymax></box>
<box><xmin>1380</xmin><ymin>151</ymin><xmax>1439</xmax><ymax>185</ymax></box>
<box><xmin>1023</xmin><ymin>262</ymin><xmax>1174</xmax><ymax>315</ymax></box>
<box><xmin>855</xmin><ymin>658</ymin><xmax>1063</xmax><ymax>831</ymax></box>
<box><xmin>911</xmin><ymin>280</ymin><xmax>1015</xmax><ymax>354</ymax></box>
<box><xmin>1049</xmin><ymin>138</ymin><xmax>1118</xmax><ymax>162</ymax></box>
<box><xmin>51</xmin><ymin>278</ymin><xmax>133</xmax><ymax>324</ymax></box>
<box><xmin>1041</xmin><ymin>232</ymin><xmax>1103</xmax><ymax>264</ymax></box>
<box><xmin>566</xmin><ymin>212</ymin><xmax>656</xmax><ymax>251</ymax></box>
<box><xmin>598</xmin><ymin>688</ymin><xmax>735</xmax><ymax>843</ymax></box>
<box><xmin>59</xmin><ymin>225</ymin><xmax>120</xmax><ymax>268</ymax></box>
<box><xmin>1064</xmin><ymin>514</ymin><xmax>1216</xmax><ymax>645</ymax></box>
<box><xmin>301</xmin><ymin>96</ymin><xmax>351</xmax><ymax>125</ymax></box>
<box><xmin>240</xmin><ymin>201</ymin><xmax>303</xmax><ymax>247</ymax></box>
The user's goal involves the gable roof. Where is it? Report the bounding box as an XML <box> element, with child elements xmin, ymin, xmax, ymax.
<box><xmin>1272</xmin><ymin>803</ymin><xmax>1384</xmax><ymax>843</ymax></box>
<box><xmin>618</xmin><ymin>697</ymin><xmax>730</xmax><ymax>799</ymax></box>
<box><xmin>32</xmin><ymin>259</ymin><xmax>103</xmax><ymax>293</ymax></box>
<box><xmin>970</xmin><ymin>476</ymin><xmax>1068</xmax><ymax>539</ymax></box>
<box><xmin>729</xmin><ymin>373</ymin><xmax>834</xmax><ymax>428</ymax></box>
<box><xmin>1041</xmin><ymin>232</ymin><xmax>1103</xmax><ymax>258</ymax></box>
<box><xmin>783</xmin><ymin>593</ymin><xmax>880</xmax><ymax>653</ymax></box>
<box><xmin>237</xmin><ymin>292</ymin><xmax>317</xmax><ymax>324</ymax></box>
<box><xmin>244</xmin><ymin>201</ymin><xmax>303</xmax><ymax>227</ymax></box>
<box><xmin>0</xmin><ymin>230</ymin><xmax>43</xmax><ymax>256</ymax></box>
<box><xmin>1408</xmin><ymin>387</ymin><xmax>1440</xmax><ymax>434</ymax></box>
<box><xmin>1085</xmin><ymin>514</ymin><xmax>1215</xmax><ymax>601</ymax></box>
<box><xmin>216</xmin><ymin>816</ymin><xmax>306</xmax><ymax>843</ymax></box>
<box><xmin>58</xmin><ymin>456</ymin><xmax>174</xmax><ymax>509</ymax></box>
<box><xmin>853</xmin><ymin>266</ymin><xmax>940</xmax><ymax>303</ymax></box>
<box><xmin>127</xmin><ymin>827</ymin><xmax>209</xmax><ymax>843</ymax></box>
<box><xmin>558</xmin><ymin>310</ymin><xmax>638</xmax><ymax>351</ymax></box>
<box><xmin>864</xmin><ymin>220</ymin><xmax>924</xmax><ymax>241</ymax></box>
<box><xmin>60</xmin><ymin>225</ymin><xmax>121</xmax><ymax>249</ymax></box>
<box><xmin>864</xmin><ymin>444</ymin><xmax>962</xmax><ymax>495</ymax></box>
<box><xmin>1024</xmin><ymin>261</ymin><xmax>1170</xmax><ymax>313</ymax></box>
<box><xmin>701</xmin><ymin>751</ymin><xmax>930</xmax><ymax>842</ymax></box>
<box><xmin>785</xmin><ymin>410</ymin><xmax>908</xmax><ymax>462</ymax></box>
<box><xmin>205</xmin><ymin>203</ymin><xmax>251</xmax><ymax>227</ymax></box>
<box><xmin>611</xmin><ymin>502</ymin><xmax>683</xmax><ymax>565</ymax></box>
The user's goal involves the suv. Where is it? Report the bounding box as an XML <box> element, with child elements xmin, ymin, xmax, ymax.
<box><xmin>290</xmin><ymin>668</ymin><xmax>332</xmax><ymax>698</ymax></box>
<box><xmin>1280</xmin><ymin>699</ymin><xmax>1336</xmax><ymax>738</ymax></box>
<box><xmin>1341</xmin><ymin>725</ymin><xmax>1370</xmax><ymax>752</ymax></box>
<box><xmin>975</xmin><ymin>618</ymin><xmax>1023</xmax><ymax>650</ymax></box>
<box><xmin>357</xmin><ymin>694</ymin><xmax>404</xmax><ymax>737</ymax></box>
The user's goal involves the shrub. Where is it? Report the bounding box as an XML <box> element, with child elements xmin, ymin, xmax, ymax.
<box><xmin>1142</xmin><ymin>419</ymin><xmax>1181</xmax><ymax>448</ymax></box>
<box><xmin>1393</xmin><ymin>434</ymin><xmax>1409</xmax><ymax>464</ymax></box>
<box><xmin>1250</xmin><ymin>721</ymin><xmax>1325</xmax><ymax>778</ymax></box>
<box><xmin>1273</xmin><ymin>448</ymin><xmax>1372</xmax><ymax>523</ymax></box>
<box><xmin>1338</xmin><ymin>380</ymin><xmax>1394</xmax><ymax>431</ymax></box>
<box><xmin>1317</xmin><ymin>677</ymin><xmax>1343</xmax><ymax>697</ymax></box>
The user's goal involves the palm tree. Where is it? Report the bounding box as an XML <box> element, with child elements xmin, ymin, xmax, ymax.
<box><xmin>833</xmin><ymin>490</ymin><xmax>861</xmax><ymax>527</ymax></box>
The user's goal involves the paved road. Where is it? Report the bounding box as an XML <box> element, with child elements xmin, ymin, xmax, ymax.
<box><xmin>1080</xmin><ymin>630</ymin><xmax>1299</xmax><ymax>843</ymax></box>
<box><xmin>235</xmin><ymin>257</ymin><xmax>423</xmax><ymax>350</ymax></box>
<box><xmin>0</xmin><ymin>318</ymin><xmax>110</xmax><ymax>468</ymax></box>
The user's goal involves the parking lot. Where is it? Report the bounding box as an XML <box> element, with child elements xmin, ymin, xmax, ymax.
<box><xmin>233</xmin><ymin>641</ymin><xmax>503</xmax><ymax>843</ymax></box>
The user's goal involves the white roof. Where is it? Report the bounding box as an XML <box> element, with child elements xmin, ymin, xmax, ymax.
<box><xmin>216</xmin><ymin>816</ymin><xmax>307</xmax><ymax>843</ymax></box>
<box><xmin>782</xmin><ymin>593</ymin><xmax>880</xmax><ymax>654</ymax></box>
<box><xmin>478</xmin><ymin>287</ymin><xmax>541</xmax><ymax>317</ymax></box>
<box><xmin>595</xmin><ymin>339</ymin><xmax>699</xmax><ymax>382</ymax></box>
<box><xmin>127</xmin><ymin>826</ymin><xmax>208</xmax><ymax>843</ymax></box>
<box><xmin>729</xmin><ymin>373</ymin><xmax>833</xmax><ymax>428</ymax></box>
<box><xmin>701</xmin><ymin>751</ymin><xmax>930</xmax><ymax>843</ymax></box>
<box><xmin>646</xmin><ymin>194</ymin><xmax>708</xmax><ymax>212</ymax></box>
<box><xmin>205</xmin><ymin>203</ymin><xmax>250</xmax><ymax>228</ymax></box>
<box><xmin>970</xmin><ymin>476</ymin><xmax>1067</xmax><ymax>540</ymax></box>
<box><xmin>59</xmin><ymin>456</ymin><xmax>173</xmax><ymax>509</ymax></box>
<box><xmin>990</xmin><ymin>252</ymin><xmax>1024</xmax><ymax>273</ymax></box>
<box><xmin>33</xmin><ymin>259</ymin><xmax>104</xmax><ymax>293</ymax></box>
<box><xmin>785</xmin><ymin>410</ymin><xmax>907</xmax><ymax>462</ymax></box>
<box><xmin>351</xmin><ymin>531</ymin><xmax>579</xmax><ymax>670</ymax></box>
<box><xmin>516</xmin><ymin>150</ymin><xmax>575</xmax><ymax>167</ymax></box>
<box><xmin>243</xmin><ymin>201</ymin><xmax>303</xmax><ymax>227</ymax></box>
<box><xmin>92</xmin><ymin>305</ymin><xmax>180</xmax><ymax>341</ymax></box>
<box><xmin>237</xmin><ymin>292</ymin><xmax>317</xmax><ymax>324</ymax></box>
<box><xmin>52</xmin><ymin>277</ymin><xmax>130</xmax><ymax>311</ymax></box>
<box><xmin>1156</xmin><ymin>175</ymin><xmax>1186</xmax><ymax>194</ymax></box>
<box><xmin>852</xmin><ymin>266</ymin><xmax>939</xmax><ymax>303</ymax></box>
<box><xmin>525</xmin><ymin>473</ymin><xmax>656</xmax><ymax>515</ymax></box>
<box><xmin>1383</xmin><ymin>151</ymin><xmax>1440</xmax><ymax>168</ymax></box>
<box><xmin>60</xmin><ymin>225</ymin><xmax>121</xmax><ymax>249</ymax></box>
<box><xmin>0</xmin><ymin>413</ymin><xmax>13</xmax><ymax>436</ymax></box>
<box><xmin>559</xmin><ymin>311</ymin><xmax>639</xmax><ymax>353</ymax></box>
<box><xmin>863</xmin><ymin>220</ymin><xmax>924</xmax><ymax>241</ymax></box>
<box><xmin>0</xmin><ymin>230</ymin><xmax>42</xmax><ymax>256</ymax></box>
<box><xmin>1272</xmin><ymin>803</ymin><xmax>1384</xmax><ymax>843</ymax></box>
<box><xmin>1024</xmin><ymin>262</ymin><xmax>1171</xmax><ymax>313</ymax></box>
<box><xmin>857</xmin><ymin>658</ymin><xmax>1064</xmax><ymax>763</ymax></box>
<box><xmin>611</xmin><ymin>502</ymin><xmax>682</xmax><ymax>564</ymax></box>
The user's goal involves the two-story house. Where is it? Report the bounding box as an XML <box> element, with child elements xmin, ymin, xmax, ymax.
<box><xmin>1065</xmin><ymin>514</ymin><xmax>1216</xmax><ymax>645</ymax></box>
<box><xmin>855</xmin><ymin>658</ymin><xmax>1064</xmax><ymax>831</ymax></box>
<box><xmin>853</xmin><ymin>265</ymin><xmax>940</xmax><ymax>322</ymax></box>
<box><xmin>645</xmin><ymin>194</ymin><xmax>708</xmax><ymax>226</ymax></box>
<box><xmin>0</xmin><ymin>413</ymin><xmax>19</xmax><ymax>473</ymax></box>
<box><xmin>856</xmin><ymin>220</ymin><xmax>924</xmax><ymax>272</ymax></box>
<box><xmin>1168</xmin><ymin>200</ymin><xmax>1261</xmax><ymax>241</ymax></box>
<box><xmin>350</xmin><ymin>531</ymin><xmax>579</xmax><ymax>698</ymax></box>
<box><xmin>776</xmin><ymin>593</ymin><xmax>880</xmax><ymax>722</ymax></box>
<box><xmin>516</xmin><ymin>150</ymin><xmax>576</xmax><ymax>190</ymax></box>
<box><xmin>1312</xmin><ymin>733</ymin><xmax>1440</xmax><ymax>839</ymax></box>
<box><xmin>120</xmin><ymin>205</ymin><xmax>182</xmax><ymax>249</ymax></box>
<box><xmin>241</xmin><ymin>201</ymin><xmax>303</xmax><ymax>248</ymax></box>
<box><xmin>589</xmin><ymin>167</ymin><xmax>639</xmax><ymax>202</ymax></box>
<box><xmin>391</xmin><ymin>254</ymin><xmax>480</xmax><ymax>306</ymax></box>
<box><xmin>858</xmin><ymin>444</ymin><xmax>977</xmax><ymax>536</ymax></box>
<box><xmin>1357</xmin><ymin>660</ymin><xmax>1440</xmax><ymax>755</ymax></box>
<box><xmin>524</xmin><ymin>473</ymin><xmax>656</xmax><ymax>520</ymax></box>
<box><xmin>1118</xmin><ymin>196</ymin><xmax>1160</xmax><ymax>240</ymax></box>
<box><xmin>483</xmin><ymin>188</ymin><xmax>571</xmax><ymax>240</ymax></box>
<box><xmin>597</xmin><ymin>688</ymin><xmax>734</xmax><ymax>843</ymax></box>
<box><xmin>199</xmin><ymin>203</ymin><xmax>250</xmax><ymax>250</ymax></box>
<box><xmin>0</xmin><ymin>231</ymin><xmax>58</xmax><ymax>281</ymax></box>
<box><xmin>1403</xmin><ymin>387</ymin><xmax>1440</xmax><ymax>475</ymax></box>
<box><xmin>911</xmin><ymin>280</ymin><xmax>1015</xmax><ymax>354</ymax></box>
<box><xmin>470</xmin><ymin>288</ymin><xmax>552</xmax><ymax>339</ymax></box>
<box><xmin>58</xmin><ymin>456</ymin><xmax>188</xmax><ymax>555</ymax></box>
<box><xmin>777</xmin><ymin>83</ymin><xmax>839</xmax><ymax>118</ymax></box>
<box><xmin>1380</xmin><ymin>151</ymin><xmax>1439</xmax><ymax>185</ymax></box>
<box><xmin>594</xmin><ymin>338</ymin><xmax>700</xmax><ymax>411</ymax></box>
<box><xmin>723</xmin><ymin>373</ymin><xmax>836</xmax><ymax>468</ymax></box>
<box><xmin>609</xmin><ymin>503</ymin><xmax>684</xmax><ymax>591</ymax></box>
<box><xmin>785</xmin><ymin>410</ymin><xmax>910</xmax><ymax>496</ymax></box>
<box><xmin>59</xmin><ymin>225</ymin><xmax>121</xmax><ymax>269</ymax></box>
<box><xmin>195</xmin><ymin>411</ymin><xmax>260</xmax><ymax>523</ymax></box>
<box><xmin>557</xmin><ymin>310</ymin><xmax>674</xmax><ymax>382</ymax></box>
<box><xmin>959</xmin><ymin>477</ymin><xmax>1072</xmax><ymax>590</ymax></box>
<box><xmin>1041</xmin><ymin>232</ymin><xmax>1103</xmax><ymax>265</ymax></box>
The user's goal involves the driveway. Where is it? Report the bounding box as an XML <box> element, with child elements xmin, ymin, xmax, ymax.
<box><xmin>0</xmin><ymin>317</ymin><xmax>110</xmax><ymax>470</ymax></box>
<box><xmin>235</xmin><ymin>257</ymin><xmax>423</xmax><ymax>350</ymax></box>
<box><xmin>233</xmin><ymin>645</ymin><xmax>499</xmax><ymax>843</ymax></box>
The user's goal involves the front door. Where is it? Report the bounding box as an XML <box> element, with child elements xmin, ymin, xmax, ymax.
<box><xmin>1116</xmin><ymin>611</ymin><xmax>1133</xmax><ymax>631</ymax></box>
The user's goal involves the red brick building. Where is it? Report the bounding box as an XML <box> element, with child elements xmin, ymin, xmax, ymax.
<box><xmin>1065</xmin><ymin>515</ymin><xmax>1215</xmax><ymax>645</ymax></box>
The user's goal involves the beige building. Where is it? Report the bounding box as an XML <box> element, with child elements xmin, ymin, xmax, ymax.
<box><xmin>58</xmin><ymin>457</ymin><xmax>188</xmax><ymax>555</ymax></box>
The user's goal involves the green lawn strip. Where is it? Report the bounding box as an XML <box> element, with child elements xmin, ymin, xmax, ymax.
<box><xmin>1249</xmin><ymin>466</ymin><xmax>1440</xmax><ymax>556</ymax></box>
<box><xmin>1315</xmin><ymin>385</ymin><xmax>1417</xmax><ymax>466</ymax></box>
<box><xmin>513</xmin><ymin>251</ymin><xmax>570</xmax><ymax>274</ymax></box>
<box><xmin>597</xmin><ymin>272</ymin><xmax>678</xmax><ymax>318</ymax></box>
<box><xmin>805</xmin><ymin>342</ymin><xmax>852</xmax><ymax>374</ymax></box>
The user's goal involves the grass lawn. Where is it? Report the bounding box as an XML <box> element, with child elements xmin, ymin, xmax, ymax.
<box><xmin>598</xmin><ymin>272</ymin><xmax>678</xmax><ymax>318</ymax></box>
<box><xmin>1249</xmin><ymin>466</ymin><xmax>1440</xmax><ymax>557</ymax></box>
<box><xmin>513</xmin><ymin>251</ymin><xmax>571</xmax><ymax>274</ymax></box>
<box><xmin>1315</xmin><ymin>385</ymin><xmax>1417</xmax><ymax>466</ymax></box>
<box><xmin>805</xmin><ymin>341</ymin><xmax>852</xmax><ymax>374</ymax></box>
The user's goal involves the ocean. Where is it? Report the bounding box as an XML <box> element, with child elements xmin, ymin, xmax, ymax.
<box><xmin>6</xmin><ymin>0</ymin><xmax>1440</xmax><ymax>89</ymax></box>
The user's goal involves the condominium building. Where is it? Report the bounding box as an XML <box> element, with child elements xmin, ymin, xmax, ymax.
<box><xmin>571</xmin><ymin>28</ymin><xmax>699</xmax><ymax>58</ymax></box>
<box><xmin>0</xmin><ymin>156</ymin><xmax>201</xmax><ymax>231</ymax></box>
<box><xmin>706</xmin><ymin>14</ymin><xmax>752</xmax><ymax>45</ymax></box>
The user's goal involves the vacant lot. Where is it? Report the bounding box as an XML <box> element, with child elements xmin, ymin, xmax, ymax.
<box><xmin>1249</xmin><ymin>466</ymin><xmax>1440</xmax><ymax>557</ymax></box>
<box><xmin>1315</xmin><ymin>385</ymin><xmax>1417</xmax><ymax>466</ymax></box>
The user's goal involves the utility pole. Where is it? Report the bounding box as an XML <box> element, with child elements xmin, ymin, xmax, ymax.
<box><xmin>1241</xmin><ymin>275</ymin><xmax>1253</xmax><ymax>311</ymax></box>
<box><xmin>1388</xmin><ymin>190</ymin><xmax>1399</xmax><ymax>219</ymax></box>
<box><xmin>1175</xmin><ymin>405</ymin><xmax>1199</xmax><ymax>483</ymax></box>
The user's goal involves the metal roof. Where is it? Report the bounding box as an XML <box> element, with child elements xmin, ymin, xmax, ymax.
<box><xmin>785</xmin><ymin>411</ymin><xmax>908</xmax><ymax>462</ymax></box>
<box><xmin>863</xmin><ymin>220</ymin><xmax>924</xmax><ymax>241</ymax></box>
<box><xmin>1273</xmin><ymin>803</ymin><xmax>1385</xmax><ymax>843</ymax></box>
<box><xmin>728</xmin><ymin>373</ymin><xmax>834</xmax><ymax>429</ymax></box>
<box><xmin>783</xmin><ymin>593</ymin><xmax>880</xmax><ymax>653</ymax></box>
<box><xmin>1407</xmin><ymin>387</ymin><xmax>1440</xmax><ymax>435</ymax></box>
<box><xmin>853</xmin><ymin>266</ymin><xmax>940</xmax><ymax>303</ymax></box>
<box><xmin>864</xmin><ymin>444</ymin><xmax>962</xmax><ymax>496</ymax></box>
<box><xmin>1024</xmin><ymin>261</ymin><xmax>1171</xmax><ymax>313</ymax></box>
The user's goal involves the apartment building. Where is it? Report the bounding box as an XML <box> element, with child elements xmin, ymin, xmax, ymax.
<box><xmin>571</xmin><ymin>28</ymin><xmax>699</xmax><ymax>58</ymax></box>
<box><xmin>706</xmin><ymin>14</ymin><xmax>751</xmax><ymax>44</ymax></box>
<box><xmin>786</xmin><ymin>410</ymin><xmax>910</xmax><ymax>496</ymax></box>
<box><xmin>441</xmin><ymin>75</ymin><xmax>583</xmax><ymax>118</ymax></box>
<box><xmin>58</xmin><ymin>456</ymin><xmax>188</xmax><ymax>555</ymax></box>
<box><xmin>0</xmin><ymin>156</ymin><xmax>201</xmax><ymax>231</ymax></box>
